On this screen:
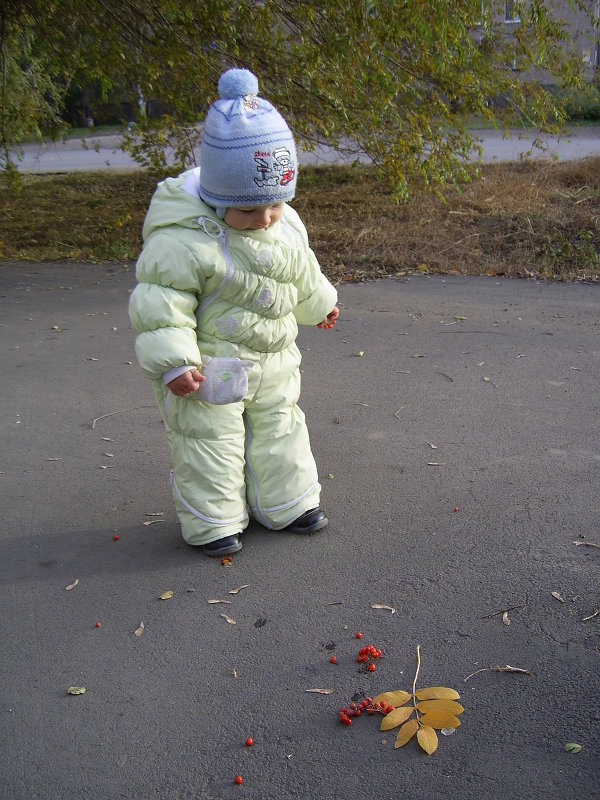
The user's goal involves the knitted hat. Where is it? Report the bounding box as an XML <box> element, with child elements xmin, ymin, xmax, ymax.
<box><xmin>199</xmin><ymin>68</ymin><xmax>297</xmax><ymax>213</ymax></box>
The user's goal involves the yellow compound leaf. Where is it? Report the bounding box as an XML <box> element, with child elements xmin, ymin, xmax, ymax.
<box><xmin>67</xmin><ymin>686</ymin><xmax>86</xmax><ymax>695</ymax></box>
<box><xmin>418</xmin><ymin>711</ymin><xmax>461</xmax><ymax>730</ymax></box>
<box><xmin>415</xmin><ymin>686</ymin><xmax>460</xmax><ymax>701</ymax></box>
<box><xmin>394</xmin><ymin>718</ymin><xmax>419</xmax><ymax>749</ymax></box>
<box><xmin>372</xmin><ymin>689</ymin><xmax>412</xmax><ymax>707</ymax></box>
<box><xmin>159</xmin><ymin>590</ymin><xmax>174</xmax><ymax>600</ymax></box>
<box><xmin>380</xmin><ymin>705</ymin><xmax>415</xmax><ymax>731</ymax></box>
<box><xmin>417</xmin><ymin>724</ymin><xmax>439</xmax><ymax>755</ymax></box>
<box><xmin>416</xmin><ymin>699</ymin><xmax>464</xmax><ymax>715</ymax></box>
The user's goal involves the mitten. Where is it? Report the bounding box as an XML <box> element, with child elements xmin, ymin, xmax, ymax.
<box><xmin>195</xmin><ymin>356</ymin><xmax>254</xmax><ymax>404</ymax></box>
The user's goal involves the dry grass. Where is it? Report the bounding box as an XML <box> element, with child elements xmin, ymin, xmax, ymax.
<box><xmin>1</xmin><ymin>157</ymin><xmax>599</xmax><ymax>281</ymax></box>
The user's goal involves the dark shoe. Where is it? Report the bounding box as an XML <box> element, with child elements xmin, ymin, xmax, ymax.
<box><xmin>285</xmin><ymin>508</ymin><xmax>328</xmax><ymax>534</ymax></box>
<box><xmin>199</xmin><ymin>533</ymin><xmax>242</xmax><ymax>556</ymax></box>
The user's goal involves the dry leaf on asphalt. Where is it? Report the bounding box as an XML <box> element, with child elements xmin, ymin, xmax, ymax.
<box><xmin>415</xmin><ymin>686</ymin><xmax>461</xmax><ymax>701</ymax></box>
<box><xmin>373</xmin><ymin>690</ymin><xmax>412</xmax><ymax>707</ymax></box>
<box><xmin>502</xmin><ymin>611</ymin><xmax>511</xmax><ymax>626</ymax></box>
<box><xmin>427</xmin><ymin>462</ymin><xmax>446</xmax><ymax>466</ymax></box>
<box><xmin>221</xmin><ymin>613</ymin><xmax>236</xmax><ymax>624</ymax></box>
<box><xmin>65</xmin><ymin>579</ymin><xmax>79</xmax><ymax>591</ymax></box>
<box><xmin>417</xmin><ymin>725</ymin><xmax>439</xmax><ymax>755</ymax></box>
<box><xmin>208</xmin><ymin>599</ymin><xmax>232</xmax><ymax>605</ymax></box>
<box><xmin>229</xmin><ymin>585</ymin><xmax>250</xmax><ymax>594</ymax></box>
<box><xmin>305</xmin><ymin>688</ymin><xmax>333</xmax><ymax>694</ymax></box>
<box><xmin>143</xmin><ymin>519</ymin><xmax>163</xmax><ymax>526</ymax></box>
<box><xmin>582</xmin><ymin>609</ymin><xmax>599</xmax><ymax>621</ymax></box>
<box><xmin>380</xmin><ymin>706</ymin><xmax>415</xmax><ymax>730</ymax></box>
<box><xmin>371</xmin><ymin>603</ymin><xmax>396</xmax><ymax>613</ymax></box>
<box><xmin>394</xmin><ymin>719</ymin><xmax>419</xmax><ymax>748</ymax></box>
<box><xmin>67</xmin><ymin>686</ymin><xmax>86</xmax><ymax>695</ymax></box>
<box><xmin>551</xmin><ymin>591</ymin><xmax>565</xmax><ymax>603</ymax></box>
<box><xmin>564</xmin><ymin>743</ymin><xmax>583</xmax><ymax>753</ymax></box>
<box><xmin>573</xmin><ymin>539</ymin><xmax>600</xmax><ymax>549</ymax></box>
<box><xmin>135</xmin><ymin>622</ymin><xmax>144</xmax><ymax>636</ymax></box>
<box><xmin>159</xmin><ymin>590</ymin><xmax>174</xmax><ymax>600</ymax></box>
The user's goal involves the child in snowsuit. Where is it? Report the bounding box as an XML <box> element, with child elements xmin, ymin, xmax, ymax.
<box><xmin>129</xmin><ymin>68</ymin><xmax>339</xmax><ymax>556</ymax></box>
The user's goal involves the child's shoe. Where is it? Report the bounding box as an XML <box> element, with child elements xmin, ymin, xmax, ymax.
<box><xmin>199</xmin><ymin>533</ymin><xmax>242</xmax><ymax>556</ymax></box>
<box><xmin>285</xmin><ymin>508</ymin><xmax>328</xmax><ymax>534</ymax></box>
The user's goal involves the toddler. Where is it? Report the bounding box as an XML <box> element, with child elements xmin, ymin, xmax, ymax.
<box><xmin>129</xmin><ymin>68</ymin><xmax>339</xmax><ymax>556</ymax></box>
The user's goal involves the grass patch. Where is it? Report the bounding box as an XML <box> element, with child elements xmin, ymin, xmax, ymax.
<box><xmin>1</xmin><ymin>158</ymin><xmax>599</xmax><ymax>282</ymax></box>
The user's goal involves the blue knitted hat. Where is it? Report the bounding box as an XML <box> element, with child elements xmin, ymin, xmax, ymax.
<box><xmin>199</xmin><ymin>68</ymin><xmax>297</xmax><ymax>212</ymax></box>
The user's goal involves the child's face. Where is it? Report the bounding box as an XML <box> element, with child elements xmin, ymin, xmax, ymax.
<box><xmin>224</xmin><ymin>203</ymin><xmax>284</xmax><ymax>231</ymax></box>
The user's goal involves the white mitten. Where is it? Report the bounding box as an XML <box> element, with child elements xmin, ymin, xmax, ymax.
<box><xmin>195</xmin><ymin>356</ymin><xmax>254</xmax><ymax>404</ymax></box>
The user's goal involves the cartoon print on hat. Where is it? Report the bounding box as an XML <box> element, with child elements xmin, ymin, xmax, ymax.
<box><xmin>199</xmin><ymin>68</ymin><xmax>297</xmax><ymax>210</ymax></box>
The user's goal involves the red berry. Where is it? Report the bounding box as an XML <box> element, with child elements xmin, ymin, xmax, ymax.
<box><xmin>113</xmin><ymin>534</ymin><xmax>119</xmax><ymax>541</ymax></box>
<box><xmin>95</xmin><ymin>621</ymin><xmax>101</xmax><ymax>628</ymax></box>
<box><xmin>355</xmin><ymin>709</ymin><xmax>361</xmax><ymax>716</ymax></box>
<box><xmin>356</xmin><ymin>632</ymin><xmax>363</xmax><ymax>639</ymax></box>
<box><xmin>367</xmin><ymin>663</ymin><xmax>376</xmax><ymax>672</ymax></box>
<box><xmin>330</xmin><ymin>655</ymin><xmax>337</xmax><ymax>664</ymax></box>
<box><xmin>234</xmin><ymin>775</ymin><xmax>243</xmax><ymax>785</ymax></box>
<box><xmin>345</xmin><ymin>718</ymin><xmax>352</xmax><ymax>726</ymax></box>
<box><xmin>454</xmin><ymin>506</ymin><xmax>459</xmax><ymax>512</ymax></box>
<box><xmin>366</xmin><ymin>708</ymin><xmax>374</xmax><ymax>714</ymax></box>
<box><xmin>245</xmin><ymin>737</ymin><xmax>253</xmax><ymax>746</ymax></box>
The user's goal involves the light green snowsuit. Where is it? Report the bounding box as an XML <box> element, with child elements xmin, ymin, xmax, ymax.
<box><xmin>129</xmin><ymin>168</ymin><xmax>337</xmax><ymax>545</ymax></box>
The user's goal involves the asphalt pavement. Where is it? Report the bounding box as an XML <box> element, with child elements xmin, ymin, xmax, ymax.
<box><xmin>12</xmin><ymin>126</ymin><xmax>600</xmax><ymax>172</ymax></box>
<box><xmin>0</xmin><ymin>262</ymin><xmax>598</xmax><ymax>799</ymax></box>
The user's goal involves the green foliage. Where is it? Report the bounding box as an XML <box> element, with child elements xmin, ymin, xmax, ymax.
<box><xmin>1</xmin><ymin>0</ymin><xmax>594</xmax><ymax>196</ymax></box>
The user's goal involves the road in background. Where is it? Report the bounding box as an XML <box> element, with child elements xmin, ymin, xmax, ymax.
<box><xmin>12</xmin><ymin>126</ymin><xmax>600</xmax><ymax>172</ymax></box>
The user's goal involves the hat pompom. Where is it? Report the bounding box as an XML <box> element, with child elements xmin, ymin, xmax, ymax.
<box><xmin>218</xmin><ymin>68</ymin><xmax>259</xmax><ymax>100</ymax></box>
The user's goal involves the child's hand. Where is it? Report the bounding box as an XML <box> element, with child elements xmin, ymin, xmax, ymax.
<box><xmin>168</xmin><ymin>368</ymin><xmax>205</xmax><ymax>397</ymax></box>
<box><xmin>317</xmin><ymin>306</ymin><xmax>339</xmax><ymax>329</ymax></box>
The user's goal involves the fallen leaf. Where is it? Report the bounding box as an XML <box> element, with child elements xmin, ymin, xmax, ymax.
<box><xmin>573</xmin><ymin>539</ymin><xmax>600</xmax><ymax>549</ymax></box>
<box><xmin>415</xmin><ymin>686</ymin><xmax>460</xmax><ymax>701</ymax></box>
<box><xmin>502</xmin><ymin>611</ymin><xmax>511</xmax><ymax>626</ymax></box>
<box><xmin>67</xmin><ymin>686</ymin><xmax>86</xmax><ymax>695</ymax></box>
<box><xmin>135</xmin><ymin>622</ymin><xmax>144</xmax><ymax>637</ymax></box>
<box><xmin>232</xmin><ymin>667</ymin><xmax>237</xmax><ymax>678</ymax></box>
<box><xmin>417</xmin><ymin>724</ymin><xmax>439</xmax><ymax>755</ymax></box>
<box><xmin>418</xmin><ymin>711</ymin><xmax>461</xmax><ymax>730</ymax></box>
<box><xmin>102</xmin><ymin>437</ymin><xmax>113</xmax><ymax>442</ymax></box>
<box><xmin>229</xmin><ymin>585</ymin><xmax>250</xmax><ymax>594</ymax></box>
<box><xmin>394</xmin><ymin>719</ymin><xmax>419</xmax><ymax>748</ymax></box>
<box><xmin>356</xmin><ymin>351</ymin><xmax>364</xmax><ymax>357</ymax></box>
<box><xmin>208</xmin><ymin>599</ymin><xmax>232</xmax><ymax>605</ymax></box>
<box><xmin>427</xmin><ymin>462</ymin><xmax>446</xmax><ymax>466</ymax></box>
<box><xmin>159</xmin><ymin>590</ymin><xmax>174</xmax><ymax>600</ymax></box>
<box><xmin>412</xmin><ymin>353</ymin><xmax>426</xmax><ymax>358</ymax></box>
<box><xmin>305</xmin><ymin>688</ymin><xmax>333</xmax><ymax>694</ymax></box>
<box><xmin>65</xmin><ymin>579</ymin><xmax>79</xmax><ymax>591</ymax></box>
<box><xmin>370</xmin><ymin>603</ymin><xmax>396</xmax><ymax>613</ymax></box>
<box><xmin>145</xmin><ymin>512</ymin><xmax>164</xmax><ymax>517</ymax></box>
<box><xmin>582</xmin><ymin>609</ymin><xmax>599</xmax><ymax>621</ymax></box>
<box><xmin>493</xmin><ymin>664</ymin><xmax>531</xmax><ymax>675</ymax></box>
<box><xmin>427</xmin><ymin>442</ymin><xmax>438</xmax><ymax>449</ymax></box>
<box><xmin>221</xmin><ymin>613</ymin><xmax>236</xmax><ymax>624</ymax></box>
<box><xmin>380</xmin><ymin>706</ymin><xmax>415</xmax><ymax>730</ymax></box>
<box><xmin>552</xmin><ymin>591</ymin><xmax>565</xmax><ymax>603</ymax></box>
<box><xmin>143</xmin><ymin>519</ymin><xmax>163</xmax><ymax>526</ymax></box>
<box><xmin>103</xmin><ymin>452</ymin><xmax>114</xmax><ymax>458</ymax></box>
<box><xmin>564</xmin><ymin>742</ymin><xmax>583</xmax><ymax>753</ymax></box>
<box><xmin>373</xmin><ymin>689</ymin><xmax>412</xmax><ymax>707</ymax></box>
<box><xmin>47</xmin><ymin>457</ymin><xmax>63</xmax><ymax>461</ymax></box>
<box><xmin>326</xmin><ymin>473</ymin><xmax>334</xmax><ymax>479</ymax></box>
<box><xmin>416</xmin><ymin>699</ymin><xmax>464</xmax><ymax>715</ymax></box>
<box><xmin>454</xmin><ymin>315</ymin><xmax>467</xmax><ymax>321</ymax></box>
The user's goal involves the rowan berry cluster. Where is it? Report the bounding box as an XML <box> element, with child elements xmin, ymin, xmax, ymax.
<box><xmin>317</xmin><ymin>318</ymin><xmax>336</xmax><ymax>330</ymax></box>
<box><xmin>357</xmin><ymin>643</ymin><xmax>382</xmax><ymax>671</ymax></box>
<box><xmin>338</xmin><ymin>697</ymin><xmax>395</xmax><ymax>725</ymax></box>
